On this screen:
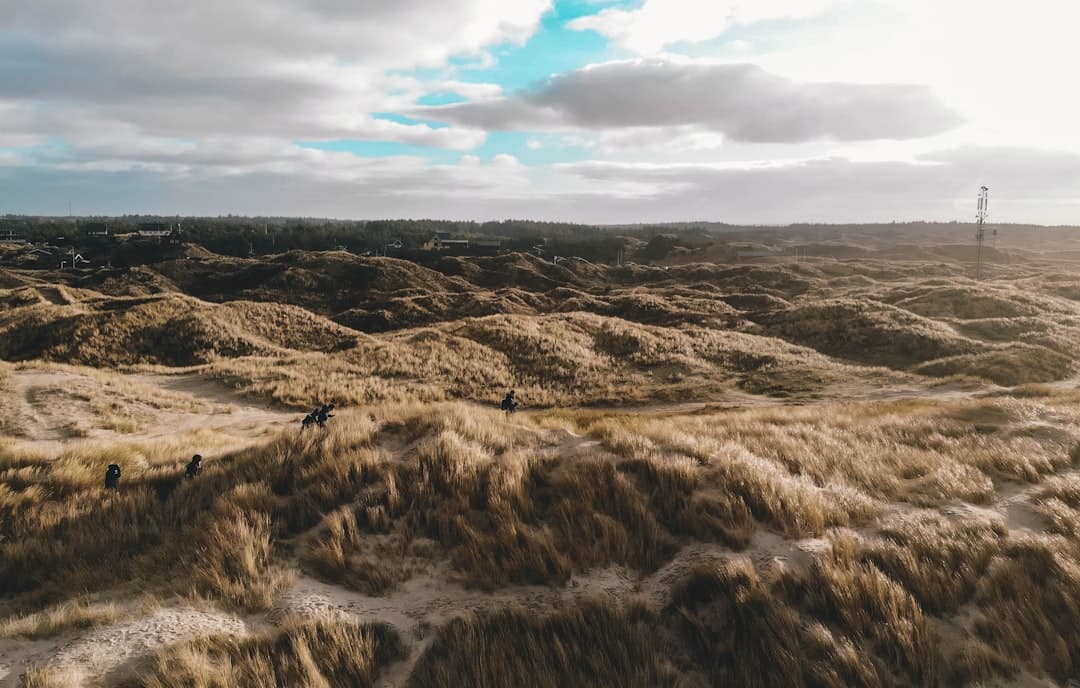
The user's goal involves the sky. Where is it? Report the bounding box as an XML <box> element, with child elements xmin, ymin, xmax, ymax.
<box><xmin>2</xmin><ymin>0</ymin><xmax>1079</xmax><ymax>224</ymax></box>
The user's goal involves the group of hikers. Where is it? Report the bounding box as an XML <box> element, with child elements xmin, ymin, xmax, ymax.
<box><xmin>301</xmin><ymin>404</ymin><xmax>335</xmax><ymax>430</ymax></box>
<box><xmin>104</xmin><ymin>454</ymin><xmax>201</xmax><ymax>490</ymax></box>
<box><xmin>104</xmin><ymin>392</ymin><xmax>520</xmax><ymax>490</ymax></box>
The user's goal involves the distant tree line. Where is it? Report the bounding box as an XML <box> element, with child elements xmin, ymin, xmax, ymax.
<box><xmin>8</xmin><ymin>214</ymin><xmax>1075</xmax><ymax>269</ymax></box>
<box><xmin>1</xmin><ymin>216</ymin><xmax>619</xmax><ymax>258</ymax></box>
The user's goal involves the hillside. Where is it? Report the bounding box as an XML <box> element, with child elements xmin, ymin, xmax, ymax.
<box><xmin>4</xmin><ymin>249</ymin><xmax>1080</xmax><ymax>687</ymax></box>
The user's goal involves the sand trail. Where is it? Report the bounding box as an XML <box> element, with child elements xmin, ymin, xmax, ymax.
<box><xmin>7</xmin><ymin>367</ymin><xmax>295</xmax><ymax>455</ymax></box>
<box><xmin>0</xmin><ymin>608</ymin><xmax>247</xmax><ymax>688</ymax></box>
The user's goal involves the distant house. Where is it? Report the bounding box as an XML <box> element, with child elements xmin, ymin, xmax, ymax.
<box><xmin>81</xmin><ymin>222</ymin><xmax>110</xmax><ymax>237</ymax></box>
<box><xmin>0</xmin><ymin>221</ymin><xmax>25</xmax><ymax>243</ymax></box>
<box><xmin>59</xmin><ymin>252</ymin><xmax>91</xmax><ymax>269</ymax></box>
<box><xmin>423</xmin><ymin>235</ymin><xmax>470</xmax><ymax>251</ymax></box>
<box><xmin>137</xmin><ymin>222</ymin><xmax>175</xmax><ymax>238</ymax></box>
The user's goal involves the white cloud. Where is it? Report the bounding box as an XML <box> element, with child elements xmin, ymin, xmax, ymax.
<box><xmin>491</xmin><ymin>153</ymin><xmax>523</xmax><ymax>167</ymax></box>
<box><xmin>717</xmin><ymin>1</ymin><xmax>1080</xmax><ymax>153</ymax></box>
<box><xmin>4</xmin><ymin>0</ymin><xmax>1080</xmax><ymax>222</ymax></box>
<box><xmin>7</xmin><ymin>145</ymin><xmax>1078</xmax><ymax>224</ymax></box>
<box><xmin>568</xmin><ymin>0</ymin><xmax>836</xmax><ymax>54</ymax></box>
<box><xmin>0</xmin><ymin>0</ymin><xmax>549</xmax><ymax>168</ymax></box>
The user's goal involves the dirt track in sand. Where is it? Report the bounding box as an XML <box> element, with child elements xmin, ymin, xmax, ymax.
<box><xmin>6</xmin><ymin>368</ymin><xmax>295</xmax><ymax>455</ymax></box>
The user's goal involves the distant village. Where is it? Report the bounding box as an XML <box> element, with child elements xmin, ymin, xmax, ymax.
<box><xmin>0</xmin><ymin>220</ymin><xmax>185</xmax><ymax>269</ymax></box>
<box><xmin>0</xmin><ymin>216</ymin><xmax>849</xmax><ymax>270</ymax></box>
<box><xmin>0</xmin><ymin>220</ymin><xmax>558</xmax><ymax>270</ymax></box>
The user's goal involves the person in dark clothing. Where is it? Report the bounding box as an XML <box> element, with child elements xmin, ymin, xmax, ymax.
<box><xmin>315</xmin><ymin>403</ymin><xmax>335</xmax><ymax>428</ymax></box>
<box><xmin>104</xmin><ymin>464</ymin><xmax>121</xmax><ymax>490</ymax></box>
<box><xmin>185</xmin><ymin>454</ymin><xmax>202</xmax><ymax>479</ymax></box>
<box><xmin>500</xmin><ymin>390</ymin><xmax>519</xmax><ymax>414</ymax></box>
<box><xmin>301</xmin><ymin>404</ymin><xmax>335</xmax><ymax>430</ymax></box>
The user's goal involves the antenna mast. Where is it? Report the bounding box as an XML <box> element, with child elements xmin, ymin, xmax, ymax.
<box><xmin>975</xmin><ymin>185</ymin><xmax>989</xmax><ymax>280</ymax></box>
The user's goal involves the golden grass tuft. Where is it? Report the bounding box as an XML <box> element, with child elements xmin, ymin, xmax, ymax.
<box><xmin>298</xmin><ymin>405</ymin><xmax>761</xmax><ymax>591</ymax></box>
<box><xmin>0</xmin><ymin>597</ymin><xmax>125</xmax><ymax>639</ymax></box>
<box><xmin>0</xmin><ymin>430</ymin><xmax>287</xmax><ymax>609</ymax></box>
<box><xmin>183</xmin><ymin>500</ymin><xmax>294</xmax><ymax>611</ymax></box>
<box><xmin>138</xmin><ymin>615</ymin><xmax>404</xmax><ymax>688</ymax></box>
<box><xmin>667</xmin><ymin>559</ymin><xmax>893</xmax><ymax>688</ymax></box>
<box><xmin>802</xmin><ymin>536</ymin><xmax>938</xmax><ymax>686</ymax></box>
<box><xmin>864</xmin><ymin>514</ymin><xmax>1007</xmax><ymax>614</ymax></box>
<box><xmin>667</xmin><ymin>559</ymin><xmax>805</xmax><ymax>686</ymax></box>
<box><xmin>406</xmin><ymin>602</ymin><xmax>679</xmax><ymax>688</ymax></box>
<box><xmin>17</xmin><ymin>666</ymin><xmax>82</xmax><ymax>688</ymax></box>
<box><xmin>971</xmin><ymin>535</ymin><xmax>1080</xmax><ymax>680</ymax></box>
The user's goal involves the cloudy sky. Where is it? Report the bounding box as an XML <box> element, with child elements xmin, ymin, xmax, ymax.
<box><xmin>2</xmin><ymin>0</ymin><xmax>1078</xmax><ymax>223</ymax></box>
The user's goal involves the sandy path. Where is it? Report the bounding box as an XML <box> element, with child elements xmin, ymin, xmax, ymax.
<box><xmin>0</xmin><ymin>608</ymin><xmax>247</xmax><ymax>688</ymax></box>
<box><xmin>7</xmin><ymin>370</ymin><xmax>72</xmax><ymax>449</ymax></box>
<box><xmin>9</xmin><ymin>368</ymin><xmax>296</xmax><ymax>456</ymax></box>
<box><xmin>5</xmin><ymin>365</ymin><xmax>999</xmax><ymax>457</ymax></box>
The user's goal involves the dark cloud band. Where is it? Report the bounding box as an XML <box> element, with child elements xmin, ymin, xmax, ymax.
<box><xmin>416</xmin><ymin>59</ymin><xmax>962</xmax><ymax>143</ymax></box>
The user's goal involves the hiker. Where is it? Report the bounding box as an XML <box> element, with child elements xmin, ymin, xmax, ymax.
<box><xmin>500</xmin><ymin>390</ymin><xmax>519</xmax><ymax>414</ymax></box>
<box><xmin>316</xmin><ymin>403</ymin><xmax>335</xmax><ymax>428</ymax></box>
<box><xmin>104</xmin><ymin>463</ymin><xmax>121</xmax><ymax>490</ymax></box>
<box><xmin>185</xmin><ymin>454</ymin><xmax>202</xmax><ymax>479</ymax></box>
<box><xmin>300</xmin><ymin>403</ymin><xmax>335</xmax><ymax>430</ymax></box>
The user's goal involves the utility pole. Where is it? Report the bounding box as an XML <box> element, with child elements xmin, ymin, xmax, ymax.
<box><xmin>975</xmin><ymin>186</ymin><xmax>989</xmax><ymax>280</ymax></box>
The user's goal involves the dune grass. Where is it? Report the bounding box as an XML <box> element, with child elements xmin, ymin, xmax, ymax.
<box><xmin>136</xmin><ymin>615</ymin><xmax>404</xmax><ymax>688</ymax></box>
<box><xmin>971</xmin><ymin>534</ymin><xmax>1080</xmax><ymax>681</ymax></box>
<box><xmin>5</xmin><ymin>390</ymin><xmax>1080</xmax><ymax>610</ymax></box>
<box><xmin>407</xmin><ymin>602</ymin><xmax>679</xmax><ymax>688</ymax></box>
<box><xmin>17</xmin><ymin>666</ymin><xmax>81</xmax><ymax>688</ymax></box>
<box><xmin>588</xmin><ymin>396</ymin><xmax>1080</xmax><ymax>508</ymax></box>
<box><xmin>3</xmin><ymin>354</ymin><xmax>1080</xmax><ymax>685</ymax></box>
<box><xmin>0</xmin><ymin>598</ymin><xmax>126</xmax><ymax>640</ymax></box>
<box><xmin>0</xmin><ymin>429</ymin><xmax>290</xmax><ymax>611</ymax></box>
<box><xmin>298</xmin><ymin>405</ymin><xmax>755</xmax><ymax>592</ymax></box>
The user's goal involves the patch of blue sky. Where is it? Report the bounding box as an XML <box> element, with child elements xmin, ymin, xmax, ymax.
<box><xmin>416</xmin><ymin>92</ymin><xmax>469</xmax><ymax>106</ymax></box>
<box><xmin>450</xmin><ymin>0</ymin><xmax>634</xmax><ymax>93</ymax></box>
<box><xmin>475</xmin><ymin>131</ymin><xmax>591</xmax><ymax>165</ymax></box>
<box><xmin>551</xmin><ymin>0</ymin><xmax>642</xmax><ymax>22</ymax></box>
<box><xmin>1</xmin><ymin>137</ymin><xmax>72</xmax><ymax>159</ymax></box>
<box><xmin>372</xmin><ymin>112</ymin><xmax>449</xmax><ymax>129</ymax></box>
<box><xmin>302</xmin><ymin>1</ymin><xmax>634</xmax><ymax>165</ymax></box>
